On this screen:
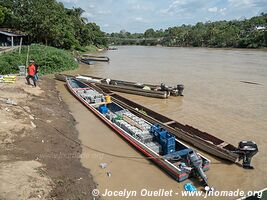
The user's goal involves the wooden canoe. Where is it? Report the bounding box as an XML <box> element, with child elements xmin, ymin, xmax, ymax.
<box><xmin>81</xmin><ymin>54</ymin><xmax>110</xmax><ymax>62</ymax></box>
<box><xmin>56</xmin><ymin>74</ymin><xmax>169</xmax><ymax>99</ymax></box>
<box><xmin>80</xmin><ymin>74</ymin><xmax>184</xmax><ymax>97</ymax></box>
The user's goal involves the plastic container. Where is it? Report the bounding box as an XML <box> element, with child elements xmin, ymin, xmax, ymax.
<box><xmin>18</xmin><ymin>66</ymin><xmax>26</xmax><ymax>76</ymax></box>
<box><xmin>105</xmin><ymin>95</ymin><xmax>111</xmax><ymax>104</ymax></box>
<box><xmin>184</xmin><ymin>183</ymin><xmax>197</xmax><ymax>192</ymax></box>
<box><xmin>99</xmin><ymin>105</ymin><xmax>108</xmax><ymax>114</ymax></box>
<box><xmin>163</xmin><ymin>145</ymin><xmax>175</xmax><ymax>155</ymax></box>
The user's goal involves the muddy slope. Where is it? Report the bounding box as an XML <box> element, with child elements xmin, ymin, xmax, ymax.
<box><xmin>0</xmin><ymin>77</ymin><xmax>97</xmax><ymax>200</ymax></box>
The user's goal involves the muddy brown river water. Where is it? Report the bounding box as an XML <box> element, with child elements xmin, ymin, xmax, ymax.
<box><xmin>57</xmin><ymin>46</ymin><xmax>267</xmax><ymax>199</ymax></box>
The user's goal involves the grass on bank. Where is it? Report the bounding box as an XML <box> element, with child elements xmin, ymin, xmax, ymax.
<box><xmin>76</xmin><ymin>45</ymin><xmax>99</xmax><ymax>53</ymax></box>
<box><xmin>0</xmin><ymin>44</ymin><xmax>78</xmax><ymax>75</ymax></box>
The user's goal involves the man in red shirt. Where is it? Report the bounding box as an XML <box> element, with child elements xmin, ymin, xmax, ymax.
<box><xmin>26</xmin><ymin>60</ymin><xmax>36</xmax><ymax>87</ymax></box>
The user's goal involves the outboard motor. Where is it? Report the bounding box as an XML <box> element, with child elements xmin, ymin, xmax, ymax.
<box><xmin>160</xmin><ymin>83</ymin><xmax>169</xmax><ymax>91</ymax></box>
<box><xmin>237</xmin><ymin>141</ymin><xmax>258</xmax><ymax>169</ymax></box>
<box><xmin>177</xmin><ymin>84</ymin><xmax>184</xmax><ymax>96</ymax></box>
<box><xmin>187</xmin><ymin>150</ymin><xmax>208</xmax><ymax>185</ymax></box>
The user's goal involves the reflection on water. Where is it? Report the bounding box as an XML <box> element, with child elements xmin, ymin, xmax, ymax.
<box><xmin>58</xmin><ymin>46</ymin><xmax>267</xmax><ymax>199</ymax></box>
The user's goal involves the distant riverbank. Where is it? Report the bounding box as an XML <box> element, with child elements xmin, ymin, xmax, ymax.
<box><xmin>107</xmin><ymin>13</ymin><xmax>267</xmax><ymax>49</ymax></box>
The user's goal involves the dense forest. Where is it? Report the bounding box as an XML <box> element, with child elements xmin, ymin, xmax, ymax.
<box><xmin>0</xmin><ymin>0</ymin><xmax>107</xmax><ymax>50</ymax></box>
<box><xmin>107</xmin><ymin>13</ymin><xmax>267</xmax><ymax>48</ymax></box>
<box><xmin>0</xmin><ymin>0</ymin><xmax>266</xmax><ymax>49</ymax></box>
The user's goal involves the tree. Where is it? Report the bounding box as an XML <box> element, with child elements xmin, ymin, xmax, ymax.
<box><xmin>0</xmin><ymin>5</ymin><xmax>5</xmax><ymax>24</ymax></box>
<box><xmin>144</xmin><ymin>28</ymin><xmax>156</xmax><ymax>38</ymax></box>
<box><xmin>0</xmin><ymin>0</ymin><xmax>107</xmax><ymax>49</ymax></box>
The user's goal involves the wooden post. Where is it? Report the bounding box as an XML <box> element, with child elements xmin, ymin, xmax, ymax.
<box><xmin>26</xmin><ymin>45</ymin><xmax>30</xmax><ymax>67</ymax></box>
<box><xmin>11</xmin><ymin>36</ymin><xmax>14</xmax><ymax>47</ymax></box>
<box><xmin>19</xmin><ymin>37</ymin><xmax>23</xmax><ymax>54</ymax></box>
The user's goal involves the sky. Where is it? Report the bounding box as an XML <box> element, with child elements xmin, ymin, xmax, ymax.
<box><xmin>59</xmin><ymin>0</ymin><xmax>267</xmax><ymax>33</ymax></box>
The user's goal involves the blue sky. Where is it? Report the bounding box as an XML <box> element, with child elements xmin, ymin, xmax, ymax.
<box><xmin>59</xmin><ymin>0</ymin><xmax>267</xmax><ymax>33</ymax></box>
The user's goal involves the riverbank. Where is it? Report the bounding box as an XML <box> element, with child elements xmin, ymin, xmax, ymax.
<box><xmin>0</xmin><ymin>77</ymin><xmax>97</xmax><ymax>200</ymax></box>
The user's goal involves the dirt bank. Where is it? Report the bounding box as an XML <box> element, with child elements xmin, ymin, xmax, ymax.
<box><xmin>0</xmin><ymin>77</ymin><xmax>97</xmax><ymax>200</ymax></box>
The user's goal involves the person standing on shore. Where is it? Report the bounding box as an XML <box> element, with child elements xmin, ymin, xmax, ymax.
<box><xmin>26</xmin><ymin>60</ymin><xmax>36</xmax><ymax>87</ymax></box>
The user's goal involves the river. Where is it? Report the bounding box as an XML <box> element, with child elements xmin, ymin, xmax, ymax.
<box><xmin>57</xmin><ymin>46</ymin><xmax>267</xmax><ymax>199</ymax></box>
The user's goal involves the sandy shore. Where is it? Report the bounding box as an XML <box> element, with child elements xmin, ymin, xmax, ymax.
<box><xmin>0</xmin><ymin>77</ymin><xmax>96</xmax><ymax>200</ymax></box>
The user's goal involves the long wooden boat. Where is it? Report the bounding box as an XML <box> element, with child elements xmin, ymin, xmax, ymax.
<box><xmin>80</xmin><ymin>58</ymin><xmax>96</xmax><ymax>65</ymax></box>
<box><xmin>81</xmin><ymin>54</ymin><xmax>110</xmax><ymax>62</ymax></box>
<box><xmin>78</xmin><ymin>74</ymin><xmax>184</xmax><ymax>97</ymax></box>
<box><xmin>66</xmin><ymin>77</ymin><xmax>210</xmax><ymax>184</ymax></box>
<box><xmin>56</xmin><ymin>74</ymin><xmax>169</xmax><ymax>99</ymax></box>
<box><xmin>78</xmin><ymin>75</ymin><xmax>169</xmax><ymax>99</ymax></box>
<box><xmin>108</xmin><ymin>47</ymin><xmax>118</xmax><ymax>50</ymax></box>
<box><xmin>55</xmin><ymin>73</ymin><xmax>184</xmax><ymax>98</ymax></box>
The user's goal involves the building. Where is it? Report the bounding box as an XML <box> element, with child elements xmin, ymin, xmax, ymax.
<box><xmin>255</xmin><ymin>26</ymin><xmax>266</xmax><ymax>31</ymax></box>
<box><xmin>0</xmin><ymin>29</ymin><xmax>26</xmax><ymax>47</ymax></box>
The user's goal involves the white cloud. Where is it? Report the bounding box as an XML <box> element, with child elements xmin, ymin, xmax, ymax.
<box><xmin>160</xmin><ymin>0</ymin><xmax>187</xmax><ymax>15</ymax></box>
<box><xmin>134</xmin><ymin>17</ymin><xmax>143</xmax><ymax>21</ymax></box>
<box><xmin>132</xmin><ymin>17</ymin><xmax>149</xmax><ymax>23</ymax></box>
<box><xmin>88</xmin><ymin>4</ymin><xmax>95</xmax><ymax>9</ymax></box>
<box><xmin>97</xmin><ymin>10</ymin><xmax>111</xmax><ymax>15</ymax></box>
<box><xmin>59</xmin><ymin>0</ymin><xmax>267</xmax><ymax>33</ymax></box>
<box><xmin>208</xmin><ymin>7</ymin><xmax>227</xmax><ymax>14</ymax></box>
<box><xmin>219</xmin><ymin>8</ymin><xmax>227</xmax><ymax>15</ymax></box>
<box><xmin>83</xmin><ymin>12</ymin><xmax>94</xmax><ymax>18</ymax></box>
<box><xmin>228</xmin><ymin>0</ymin><xmax>255</xmax><ymax>8</ymax></box>
<box><xmin>208</xmin><ymin>7</ymin><xmax>218</xmax><ymax>13</ymax></box>
<box><xmin>131</xmin><ymin>4</ymin><xmax>154</xmax><ymax>11</ymax></box>
<box><xmin>132</xmin><ymin>4</ymin><xmax>142</xmax><ymax>10</ymax></box>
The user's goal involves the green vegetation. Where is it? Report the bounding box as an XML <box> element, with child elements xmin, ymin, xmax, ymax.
<box><xmin>107</xmin><ymin>13</ymin><xmax>267</xmax><ymax>48</ymax></box>
<box><xmin>0</xmin><ymin>0</ymin><xmax>107</xmax><ymax>75</ymax></box>
<box><xmin>77</xmin><ymin>45</ymin><xmax>99</xmax><ymax>53</ymax></box>
<box><xmin>0</xmin><ymin>0</ymin><xmax>107</xmax><ymax>50</ymax></box>
<box><xmin>0</xmin><ymin>44</ymin><xmax>78</xmax><ymax>74</ymax></box>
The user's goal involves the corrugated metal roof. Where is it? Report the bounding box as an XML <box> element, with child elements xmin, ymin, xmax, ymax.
<box><xmin>0</xmin><ymin>31</ymin><xmax>25</xmax><ymax>37</ymax></box>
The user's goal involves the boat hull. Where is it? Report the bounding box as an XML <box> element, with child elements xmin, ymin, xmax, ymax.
<box><xmin>81</xmin><ymin>74</ymin><xmax>182</xmax><ymax>97</ymax></box>
<box><xmin>81</xmin><ymin>55</ymin><xmax>109</xmax><ymax>62</ymax></box>
<box><xmin>97</xmin><ymin>83</ymin><xmax>168</xmax><ymax>99</ymax></box>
